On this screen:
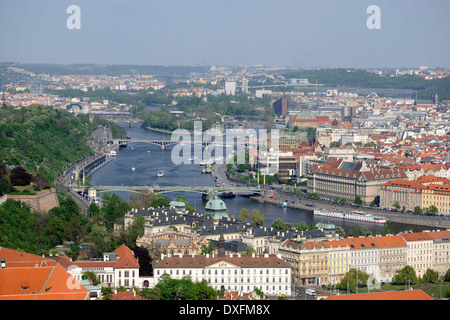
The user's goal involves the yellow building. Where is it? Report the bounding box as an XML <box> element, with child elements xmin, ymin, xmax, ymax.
<box><xmin>421</xmin><ymin>184</ymin><xmax>450</xmax><ymax>213</ymax></box>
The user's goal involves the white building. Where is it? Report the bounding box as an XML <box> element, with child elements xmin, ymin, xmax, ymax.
<box><xmin>67</xmin><ymin>244</ymin><xmax>140</xmax><ymax>289</ymax></box>
<box><xmin>224</xmin><ymin>80</ymin><xmax>236</xmax><ymax>96</ymax></box>
<box><xmin>345</xmin><ymin>237</ymin><xmax>380</xmax><ymax>282</ymax></box>
<box><xmin>153</xmin><ymin>253</ymin><xmax>292</xmax><ymax>296</ymax></box>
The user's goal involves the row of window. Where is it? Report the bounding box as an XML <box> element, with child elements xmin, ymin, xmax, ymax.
<box><xmin>156</xmin><ymin>268</ymin><xmax>289</xmax><ymax>276</ymax></box>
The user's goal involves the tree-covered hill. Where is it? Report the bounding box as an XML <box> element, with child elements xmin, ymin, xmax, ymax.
<box><xmin>0</xmin><ymin>105</ymin><xmax>94</xmax><ymax>181</ymax></box>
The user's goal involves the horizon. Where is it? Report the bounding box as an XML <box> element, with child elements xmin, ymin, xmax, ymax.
<box><xmin>1</xmin><ymin>0</ymin><xmax>449</xmax><ymax>69</ymax></box>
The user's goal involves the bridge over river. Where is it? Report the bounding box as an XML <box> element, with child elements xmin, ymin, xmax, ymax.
<box><xmin>110</xmin><ymin>138</ymin><xmax>248</xmax><ymax>150</ymax></box>
<box><xmin>74</xmin><ymin>185</ymin><xmax>264</xmax><ymax>200</ymax></box>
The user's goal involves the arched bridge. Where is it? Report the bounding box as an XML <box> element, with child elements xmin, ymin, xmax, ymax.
<box><xmin>83</xmin><ymin>185</ymin><xmax>263</xmax><ymax>199</ymax></box>
<box><xmin>110</xmin><ymin>138</ymin><xmax>248</xmax><ymax>150</ymax></box>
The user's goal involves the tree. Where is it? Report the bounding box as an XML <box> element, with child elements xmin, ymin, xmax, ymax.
<box><xmin>151</xmin><ymin>195</ymin><xmax>170</xmax><ymax>208</ymax></box>
<box><xmin>413</xmin><ymin>206</ymin><xmax>422</xmax><ymax>214</ymax></box>
<box><xmin>101</xmin><ymin>287</ymin><xmax>114</xmax><ymax>300</ymax></box>
<box><xmin>238</xmin><ymin>208</ymin><xmax>250</xmax><ymax>223</ymax></box>
<box><xmin>338</xmin><ymin>269</ymin><xmax>373</xmax><ymax>293</ymax></box>
<box><xmin>443</xmin><ymin>268</ymin><xmax>450</xmax><ymax>282</ymax></box>
<box><xmin>157</xmin><ymin>274</ymin><xmax>217</xmax><ymax>300</ymax></box>
<box><xmin>271</xmin><ymin>218</ymin><xmax>287</xmax><ymax>230</ymax></box>
<box><xmin>10</xmin><ymin>167</ymin><xmax>32</xmax><ymax>186</ymax></box>
<box><xmin>88</xmin><ymin>203</ymin><xmax>100</xmax><ymax>216</ymax></box>
<box><xmin>428</xmin><ymin>205</ymin><xmax>438</xmax><ymax>214</ymax></box>
<box><xmin>250</xmin><ymin>209</ymin><xmax>264</xmax><ymax>227</ymax></box>
<box><xmin>294</xmin><ymin>222</ymin><xmax>310</xmax><ymax>232</ymax></box>
<box><xmin>82</xmin><ymin>271</ymin><xmax>100</xmax><ymax>286</ymax></box>
<box><xmin>422</xmin><ymin>268</ymin><xmax>439</xmax><ymax>283</ymax></box>
<box><xmin>133</xmin><ymin>245</ymin><xmax>153</xmax><ymax>276</ymax></box>
<box><xmin>354</xmin><ymin>196</ymin><xmax>363</xmax><ymax>206</ymax></box>
<box><xmin>101</xmin><ymin>193</ymin><xmax>130</xmax><ymax>229</ymax></box>
<box><xmin>393</xmin><ymin>202</ymin><xmax>401</xmax><ymax>210</ymax></box>
<box><xmin>393</xmin><ymin>265</ymin><xmax>418</xmax><ymax>285</ymax></box>
<box><xmin>381</xmin><ymin>222</ymin><xmax>390</xmax><ymax>236</ymax></box>
<box><xmin>33</xmin><ymin>173</ymin><xmax>50</xmax><ymax>189</ymax></box>
<box><xmin>200</xmin><ymin>242</ymin><xmax>215</xmax><ymax>255</ymax></box>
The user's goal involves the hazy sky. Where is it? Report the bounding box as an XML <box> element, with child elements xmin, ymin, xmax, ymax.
<box><xmin>1</xmin><ymin>0</ymin><xmax>449</xmax><ymax>68</ymax></box>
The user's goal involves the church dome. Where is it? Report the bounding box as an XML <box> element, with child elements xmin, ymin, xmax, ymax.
<box><xmin>205</xmin><ymin>190</ymin><xmax>228</xmax><ymax>219</ymax></box>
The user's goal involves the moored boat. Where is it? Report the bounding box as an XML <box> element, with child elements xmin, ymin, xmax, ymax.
<box><xmin>313</xmin><ymin>209</ymin><xmax>387</xmax><ymax>224</ymax></box>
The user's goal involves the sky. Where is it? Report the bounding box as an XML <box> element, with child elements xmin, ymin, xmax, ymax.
<box><xmin>0</xmin><ymin>0</ymin><xmax>449</xmax><ymax>69</ymax></box>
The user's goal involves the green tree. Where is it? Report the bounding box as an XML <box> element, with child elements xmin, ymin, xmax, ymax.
<box><xmin>82</xmin><ymin>271</ymin><xmax>101</xmax><ymax>286</ymax></box>
<box><xmin>393</xmin><ymin>202</ymin><xmax>401</xmax><ymax>210</ymax></box>
<box><xmin>294</xmin><ymin>222</ymin><xmax>310</xmax><ymax>232</ymax></box>
<box><xmin>238</xmin><ymin>208</ymin><xmax>250</xmax><ymax>223</ymax></box>
<box><xmin>88</xmin><ymin>203</ymin><xmax>100</xmax><ymax>216</ymax></box>
<box><xmin>101</xmin><ymin>287</ymin><xmax>114</xmax><ymax>300</ymax></box>
<box><xmin>422</xmin><ymin>268</ymin><xmax>439</xmax><ymax>283</ymax></box>
<box><xmin>200</xmin><ymin>242</ymin><xmax>215</xmax><ymax>255</ymax></box>
<box><xmin>101</xmin><ymin>193</ymin><xmax>130</xmax><ymax>229</ymax></box>
<box><xmin>381</xmin><ymin>222</ymin><xmax>390</xmax><ymax>236</ymax></box>
<box><xmin>271</xmin><ymin>218</ymin><xmax>287</xmax><ymax>230</ymax></box>
<box><xmin>428</xmin><ymin>205</ymin><xmax>438</xmax><ymax>214</ymax></box>
<box><xmin>151</xmin><ymin>196</ymin><xmax>170</xmax><ymax>208</ymax></box>
<box><xmin>155</xmin><ymin>274</ymin><xmax>217</xmax><ymax>300</ymax></box>
<box><xmin>250</xmin><ymin>209</ymin><xmax>264</xmax><ymax>227</ymax></box>
<box><xmin>413</xmin><ymin>206</ymin><xmax>423</xmax><ymax>214</ymax></box>
<box><xmin>354</xmin><ymin>196</ymin><xmax>363</xmax><ymax>206</ymax></box>
<box><xmin>338</xmin><ymin>269</ymin><xmax>373</xmax><ymax>293</ymax></box>
<box><xmin>393</xmin><ymin>265</ymin><xmax>418</xmax><ymax>285</ymax></box>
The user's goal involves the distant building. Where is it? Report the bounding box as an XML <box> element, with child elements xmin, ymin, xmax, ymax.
<box><xmin>224</xmin><ymin>80</ymin><xmax>236</xmax><ymax>95</ymax></box>
<box><xmin>307</xmin><ymin>157</ymin><xmax>407</xmax><ymax>204</ymax></box>
<box><xmin>241</xmin><ymin>78</ymin><xmax>248</xmax><ymax>94</ymax></box>
<box><xmin>273</xmin><ymin>98</ymin><xmax>287</xmax><ymax>116</ymax></box>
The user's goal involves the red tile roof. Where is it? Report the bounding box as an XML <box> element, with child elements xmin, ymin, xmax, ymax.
<box><xmin>373</xmin><ymin>235</ymin><xmax>407</xmax><ymax>248</ymax></box>
<box><xmin>0</xmin><ymin>263</ymin><xmax>89</xmax><ymax>300</ymax></box>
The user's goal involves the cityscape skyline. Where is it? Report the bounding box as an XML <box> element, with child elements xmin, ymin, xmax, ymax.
<box><xmin>0</xmin><ymin>0</ymin><xmax>449</xmax><ymax>69</ymax></box>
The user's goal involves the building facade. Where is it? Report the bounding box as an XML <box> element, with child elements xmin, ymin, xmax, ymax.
<box><xmin>153</xmin><ymin>253</ymin><xmax>292</xmax><ymax>296</ymax></box>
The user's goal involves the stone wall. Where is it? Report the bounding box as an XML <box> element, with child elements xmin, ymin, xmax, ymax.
<box><xmin>7</xmin><ymin>188</ymin><xmax>60</xmax><ymax>213</ymax></box>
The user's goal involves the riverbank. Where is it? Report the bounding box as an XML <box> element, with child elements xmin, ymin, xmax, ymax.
<box><xmin>212</xmin><ymin>163</ymin><xmax>450</xmax><ymax>230</ymax></box>
<box><xmin>144</xmin><ymin>126</ymin><xmax>173</xmax><ymax>134</ymax></box>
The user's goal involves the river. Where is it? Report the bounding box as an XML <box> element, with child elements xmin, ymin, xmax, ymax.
<box><xmin>89</xmin><ymin>122</ymin><xmax>427</xmax><ymax>235</ymax></box>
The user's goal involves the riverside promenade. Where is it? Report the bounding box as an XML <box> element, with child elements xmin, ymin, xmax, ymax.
<box><xmin>212</xmin><ymin>163</ymin><xmax>450</xmax><ymax>230</ymax></box>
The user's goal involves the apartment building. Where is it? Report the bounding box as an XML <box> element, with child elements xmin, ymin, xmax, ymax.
<box><xmin>379</xmin><ymin>180</ymin><xmax>423</xmax><ymax>211</ymax></box>
<box><xmin>326</xmin><ymin>239</ymin><xmax>351</xmax><ymax>285</ymax></box>
<box><xmin>422</xmin><ymin>184</ymin><xmax>450</xmax><ymax>213</ymax></box>
<box><xmin>280</xmin><ymin>230</ymin><xmax>450</xmax><ymax>287</ymax></box>
<box><xmin>399</xmin><ymin>232</ymin><xmax>434</xmax><ymax>279</ymax></box>
<box><xmin>380</xmin><ymin>175</ymin><xmax>450</xmax><ymax>213</ymax></box>
<box><xmin>344</xmin><ymin>237</ymin><xmax>379</xmax><ymax>281</ymax></box>
<box><xmin>278</xmin><ymin>239</ymin><xmax>329</xmax><ymax>286</ymax></box>
<box><xmin>279</xmin><ymin>238</ymin><xmax>350</xmax><ymax>286</ymax></box>
<box><xmin>427</xmin><ymin>230</ymin><xmax>450</xmax><ymax>278</ymax></box>
<box><xmin>373</xmin><ymin>235</ymin><xmax>407</xmax><ymax>283</ymax></box>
